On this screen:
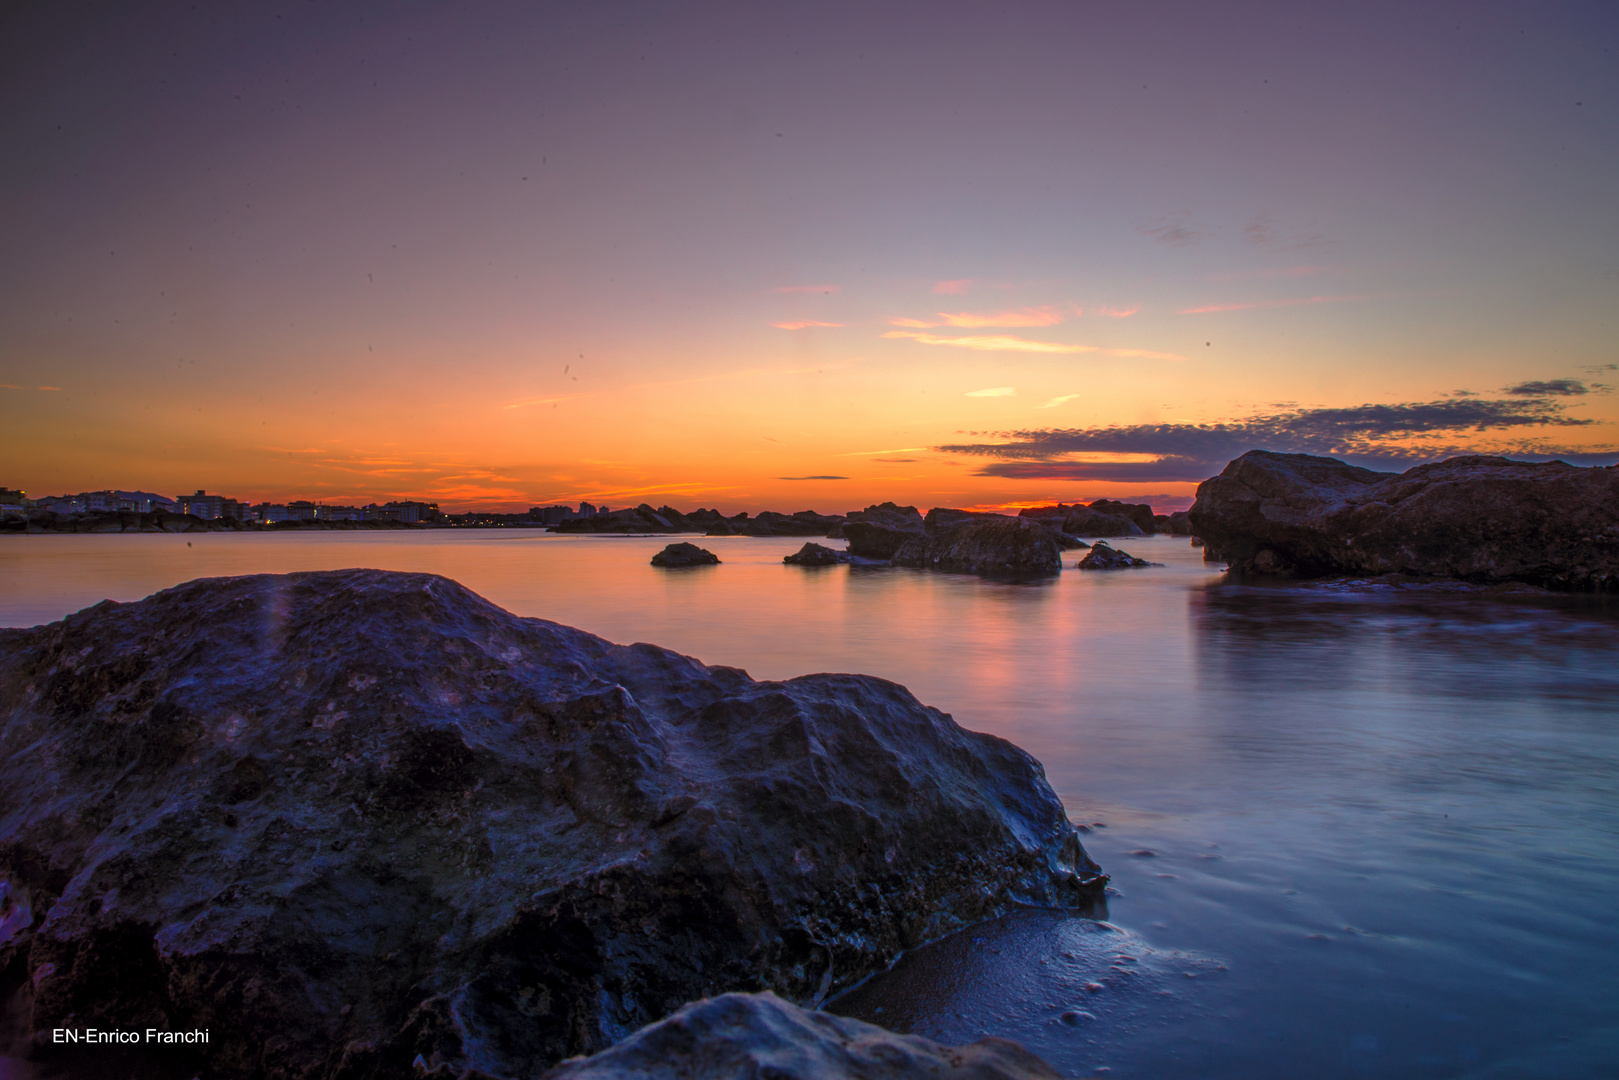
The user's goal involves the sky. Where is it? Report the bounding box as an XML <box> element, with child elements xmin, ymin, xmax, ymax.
<box><xmin>3</xmin><ymin>0</ymin><xmax>1616</xmax><ymax>513</ymax></box>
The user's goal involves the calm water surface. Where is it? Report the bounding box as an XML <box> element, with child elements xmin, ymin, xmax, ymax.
<box><xmin>3</xmin><ymin>531</ymin><xmax>1617</xmax><ymax>1079</ymax></box>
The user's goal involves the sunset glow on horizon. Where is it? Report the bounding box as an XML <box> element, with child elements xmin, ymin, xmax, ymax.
<box><xmin>3</xmin><ymin>2</ymin><xmax>1615</xmax><ymax>514</ymax></box>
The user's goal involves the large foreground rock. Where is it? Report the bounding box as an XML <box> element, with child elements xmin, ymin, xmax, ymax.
<box><xmin>1188</xmin><ymin>450</ymin><xmax>1619</xmax><ymax>589</ymax></box>
<box><xmin>0</xmin><ymin>570</ymin><xmax>1102</xmax><ymax>1079</ymax></box>
<box><xmin>542</xmin><ymin>991</ymin><xmax>1061</xmax><ymax>1079</ymax></box>
<box><xmin>892</xmin><ymin>519</ymin><xmax>1062</xmax><ymax>578</ymax></box>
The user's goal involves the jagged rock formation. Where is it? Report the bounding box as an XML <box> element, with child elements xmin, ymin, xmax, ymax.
<box><xmin>1086</xmin><ymin>500</ymin><xmax>1156</xmax><ymax>535</ymax></box>
<box><xmin>1188</xmin><ymin>450</ymin><xmax>1619</xmax><ymax>589</ymax></box>
<box><xmin>922</xmin><ymin>508</ymin><xmax>1009</xmax><ymax>533</ymax></box>
<box><xmin>1076</xmin><ymin>542</ymin><xmax>1161</xmax><ymax>570</ymax></box>
<box><xmin>892</xmin><ymin>519</ymin><xmax>1063</xmax><ymax>578</ymax></box>
<box><xmin>734</xmin><ymin>511</ymin><xmax>844</xmax><ymax>537</ymax></box>
<box><xmin>0</xmin><ymin>570</ymin><xmax>1102</xmax><ymax>1079</ymax></box>
<box><xmin>782</xmin><ymin>543</ymin><xmax>852</xmax><ymax>566</ymax></box>
<box><xmin>1018</xmin><ymin>503</ymin><xmax>1144</xmax><ymax>538</ymax></box>
<box><xmin>540</xmin><ymin>991</ymin><xmax>1062</xmax><ymax>1079</ymax></box>
<box><xmin>650</xmin><ymin>543</ymin><xmax>720</xmax><ymax>567</ymax></box>
<box><xmin>845</xmin><ymin>503</ymin><xmax>925</xmax><ymax>531</ymax></box>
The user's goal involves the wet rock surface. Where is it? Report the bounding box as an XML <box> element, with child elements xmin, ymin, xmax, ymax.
<box><xmin>1076</xmin><ymin>543</ymin><xmax>1161</xmax><ymax>570</ymax></box>
<box><xmin>649</xmin><ymin>542</ymin><xmax>720</xmax><ymax>567</ymax></box>
<box><xmin>541</xmin><ymin>991</ymin><xmax>1063</xmax><ymax>1079</ymax></box>
<box><xmin>0</xmin><ymin>570</ymin><xmax>1102</xmax><ymax>1079</ymax></box>
<box><xmin>782</xmin><ymin>543</ymin><xmax>852</xmax><ymax>566</ymax></box>
<box><xmin>892</xmin><ymin>519</ymin><xmax>1063</xmax><ymax>578</ymax></box>
<box><xmin>1188</xmin><ymin>450</ymin><xmax>1619</xmax><ymax>589</ymax></box>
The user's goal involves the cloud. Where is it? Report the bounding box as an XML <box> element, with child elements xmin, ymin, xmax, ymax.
<box><xmin>772</xmin><ymin>320</ymin><xmax>843</xmax><ymax>329</ymax></box>
<box><xmin>839</xmin><ymin>447</ymin><xmax>929</xmax><ymax>456</ymax></box>
<box><xmin>1141</xmin><ymin>216</ymin><xmax>1214</xmax><ymax>247</ymax></box>
<box><xmin>872</xmin><ymin>457</ymin><xmax>918</xmax><ymax>463</ymax></box>
<box><xmin>933</xmin><ymin>279</ymin><xmax>973</xmax><ymax>295</ymax></box>
<box><xmin>1037</xmin><ymin>394</ymin><xmax>1081</xmax><ymax>409</ymax></box>
<box><xmin>1504</xmin><ymin>379</ymin><xmax>1588</xmax><ymax>396</ymax></box>
<box><xmin>774</xmin><ymin>284</ymin><xmax>840</xmax><ymax>294</ymax></box>
<box><xmin>778</xmin><ymin>475</ymin><xmax>849</xmax><ymax>480</ymax></box>
<box><xmin>883</xmin><ymin>330</ymin><xmax>1185</xmax><ymax>360</ymax></box>
<box><xmin>934</xmin><ymin>396</ymin><xmax>1612</xmax><ymax>482</ymax></box>
<box><xmin>38</xmin><ymin>386</ymin><xmax>61</xmax><ymax>391</ymax></box>
<box><xmin>1209</xmin><ymin>265</ymin><xmax>1330</xmax><ymax>281</ymax></box>
<box><xmin>1180</xmin><ymin>294</ymin><xmax>1369</xmax><ymax>314</ymax></box>
<box><xmin>1094</xmin><ymin>306</ymin><xmax>1139</xmax><ymax>317</ymax></box>
<box><xmin>890</xmin><ymin>306</ymin><xmax>1068</xmax><ymax>329</ymax></box>
<box><xmin>966</xmin><ymin>387</ymin><xmax>1016</xmax><ymax>397</ymax></box>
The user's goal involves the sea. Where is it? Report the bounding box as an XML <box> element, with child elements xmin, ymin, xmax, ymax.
<box><xmin>2</xmin><ymin>529</ymin><xmax>1616</xmax><ymax>1079</ymax></box>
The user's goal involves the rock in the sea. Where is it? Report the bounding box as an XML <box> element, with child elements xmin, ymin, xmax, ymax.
<box><xmin>892</xmin><ymin>518</ymin><xmax>1063</xmax><ymax>578</ymax></box>
<box><xmin>845</xmin><ymin>502</ymin><xmax>925</xmax><ymax>531</ymax></box>
<box><xmin>557</xmin><ymin>504</ymin><xmax>694</xmax><ymax>533</ymax></box>
<box><xmin>541</xmin><ymin>991</ymin><xmax>1061</xmax><ymax>1079</ymax></box>
<box><xmin>0</xmin><ymin>570</ymin><xmax>1102</xmax><ymax>1079</ymax></box>
<box><xmin>736</xmin><ymin>511</ymin><xmax>845</xmax><ymax>537</ymax></box>
<box><xmin>1187</xmin><ymin>450</ymin><xmax>1619</xmax><ymax>589</ymax></box>
<box><xmin>1076</xmin><ymin>542</ymin><xmax>1161</xmax><ymax>570</ymax></box>
<box><xmin>650</xmin><ymin>542</ymin><xmax>720</xmax><ymax>567</ymax></box>
<box><xmin>922</xmin><ymin>508</ymin><xmax>1009</xmax><ymax>534</ymax></box>
<box><xmin>1018</xmin><ymin>504</ymin><xmax>1142</xmax><ymax>538</ymax></box>
<box><xmin>841</xmin><ymin>521</ymin><xmax>923</xmax><ymax>560</ymax></box>
<box><xmin>1087</xmin><ymin>499</ymin><xmax>1156</xmax><ymax>535</ymax></box>
<box><xmin>783</xmin><ymin>542</ymin><xmax>851</xmax><ymax>566</ymax></box>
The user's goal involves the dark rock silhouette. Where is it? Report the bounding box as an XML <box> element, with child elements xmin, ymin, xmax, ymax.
<box><xmin>540</xmin><ymin>991</ymin><xmax>1062</xmax><ymax>1079</ymax></box>
<box><xmin>1087</xmin><ymin>500</ymin><xmax>1156</xmax><ymax>535</ymax></box>
<box><xmin>1018</xmin><ymin>504</ymin><xmax>1143</xmax><ymax>538</ymax></box>
<box><xmin>1076</xmin><ymin>542</ymin><xmax>1161</xmax><ymax>570</ymax></box>
<box><xmin>842</xmin><ymin>521</ymin><xmax>924</xmax><ymax>560</ymax></box>
<box><xmin>846</xmin><ymin>503</ymin><xmax>925</xmax><ymax>531</ymax></box>
<box><xmin>736</xmin><ymin>511</ymin><xmax>844</xmax><ymax>537</ymax></box>
<box><xmin>892</xmin><ymin>518</ymin><xmax>1063</xmax><ymax>578</ymax></box>
<box><xmin>650</xmin><ymin>542</ymin><xmax>720</xmax><ymax>567</ymax></box>
<box><xmin>922</xmin><ymin>508</ymin><xmax>1009</xmax><ymax>534</ymax></box>
<box><xmin>783</xmin><ymin>542</ymin><xmax>851</xmax><ymax>566</ymax></box>
<box><xmin>1188</xmin><ymin>450</ymin><xmax>1619</xmax><ymax>589</ymax></box>
<box><xmin>557</xmin><ymin>504</ymin><xmax>694</xmax><ymax>533</ymax></box>
<box><xmin>0</xmin><ymin>570</ymin><xmax>1102</xmax><ymax>1079</ymax></box>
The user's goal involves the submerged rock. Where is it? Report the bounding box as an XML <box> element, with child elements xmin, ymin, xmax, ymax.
<box><xmin>1076</xmin><ymin>542</ymin><xmax>1161</xmax><ymax>570</ymax></box>
<box><xmin>892</xmin><ymin>518</ymin><xmax>1063</xmax><ymax>578</ymax></box>
<box><xmin>0</xmin><ymin>570</ymin><xmax>1102</xmax><ymax>1079</ymax></box>
<box><xmin>783</xmin><ymin>542</ymin><xmax>851</xmax><ymax>566</ymax></box>
<box><xmin>541</xmin><ymin>991</ymin><xmax>1062</xmax><ymax>1079</ymax></box>
<box><xmin>1187</xmin><ymin>450</ymin><xmax>1619</xmax><ymax>589</ymax></box>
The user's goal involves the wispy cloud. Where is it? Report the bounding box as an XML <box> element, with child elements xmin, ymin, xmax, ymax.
<box><xmin>38</xmin><ymin>386</ymin><xmax>61</xmax><ymax>391</ymax></box>
<box><xmin>778</xmin><ymin>475</ymin><xmax>849</xmax><ymax>480</ymax></box>
<box><xmin>934</xmin><ymin>396</ymin><xmax>1613</xmax><ymax>482</ymax></box>
<box><xmin>839</xmin><ymin>447</ymin><xmax>930</xmax><ymax>456</ymax></box>
<box><xmin>1037</xmin><ymin>394</ymin><xmax>1081</xmax><ymax>409</ymax></box>
<box><xmin>893</xmin><ymin>305</ymin><xmax>1068</xmax><ymax>329</ymax></box>
<box><xmin>505</xmin><ymin>395</ymin><xmax>577</xmax><ymax>409</ymax></box>
<box><xmin>1504</xmin><ymin>379</ymin><xmax>1588</xmax><ymax>396</ymax></box>
<box><xmin>883</xmin><ymin>330</ymin><xmax>1185</xmax><ymax>361</ymax></box>
<box><xmin>966</xmin><ymin>387</ymin><xmax>1017</xmax><ymax>397</ymax></box>
<box><xmin>1140</xmin><ymin>215</ymin><xmax>1214</xmax><ymax>247</ymax></box>
<box><xmin>1179</xmin><ymin>294</ymin><xmax>1370</xmax><ymax>315</ymax></box>
<box><xmin>933</xmin><ymin>279</ymin><xmax>973</xmax><ymax>295</ymax></box>
<box><xmin>772</xmin><ymin>320</ymin><xmax>843</xmax><ymax>329</ymax></box>
<box><xmin>774</xmin><ymin>284</ymin><xmax>840</xmax><ymax>294</ymax></box>
<box><xmin>1094</xmin><ymin>306</ymin><xmax>1139</xmax><ymax>317</ymax></box>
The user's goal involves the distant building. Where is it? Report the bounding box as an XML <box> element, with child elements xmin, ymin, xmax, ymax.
<box><xmin>530</xmin><ymin>505</ymin><xmax>580</xmax><ymax>524</ymax></box>
<box><xmin>323</xmin><ymin>505</ymin><xmax>363</xmax><ymax>522</ymax></box>
<box><xmin>255</xmin><ymin>503</ymin><xmax>290</xmax><ymax>522</ymax></box>
<box><xmin>0</xmin><ymin>488</ymin><xmax>23</xmax><ymax>518</ymax></box>
<box><xmin>288</xmin><ymin>501</ymin><xmax>321</xmax><ymax>521</ymax></box>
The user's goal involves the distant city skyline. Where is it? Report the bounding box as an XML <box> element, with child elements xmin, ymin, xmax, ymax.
<box><xmin>3</xmin><ymin>1</ymin><xmax>1615</xmax><ymax>512</ymax></box>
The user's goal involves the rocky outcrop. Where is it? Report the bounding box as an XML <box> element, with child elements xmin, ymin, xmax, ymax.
<box><xmin>1188</xmin><ymin>450</ymin><xmax>1619</xmax><ymax>589</ymax></box>
<box><xmin>650</xmin><ymin>543</ymin><xmax>720</xmax><ymax>567</ymax></box>
<box><xmin>842</xmin><ymin>521</ymin><xmax>923</xmax><ymax>560</ymax></box>
<box><xmin>922</xmin><ymin>508</ymin><xmax>1008</xmax><ymax>534</ymax></box>
<box><xmin>891</xmin><ymin>519</ymin><xmax>1062</xmax><ymax>578</ymax></box>
<box><xmin>1161</xmin><ymin>511</ymin><xmax>1193</xmax><ymax>536</ymax></box>
<box><xmin>1076</xmin><ymin>542</ymin><xmax>1161</xmax><ymax>570</ymax></box>
<box><xmin>845</xmin><ymin>503</ymin><xmax>925</xmax><ymax>531</ymax></box>
<box><xmin>783</xmin><ymin>543</ymin><xmax>851</xmax><ymax>566</ymax></box>
<box><xmin>1018</xmin><ymin>503</ymin><xmax>1143</xmax><ymax>538</ymax></box>
<box><xmin>736</xmin><ymin>511</ymin><xmax>844</xmax><ymax>537</ymax></box>
<box><xmin>0</xmin><ymin>570</ymin><xmax>1102</xmax><ymax>1079</ymax></box>
<box><xmin>1087</xmin><ymin>500</ymin><xmax>1156</xmax><ymax>535</ymax></box>
<box><xmin>541</xmin><ymin>991</ymin><xmax>1062</xmax><ymax>1079</ymax></box>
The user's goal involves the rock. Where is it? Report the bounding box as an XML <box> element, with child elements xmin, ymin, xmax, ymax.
<box><xmin>783</xmin><ymin>543</ymin><xmax>851</xmax><ymax>566</ymax></box>
<box><xmin>0</xmin><ymin>570</ymin><xmax>1103</xmax><ymax>1079</ymax></box>
<box><xmin>650</xmin><ymin>542</ymin><xmax>720</xmax><ymax>567</ymax></box>
<box><xmin>737</xmin><ymin>511</ymin><xmax>844</xmax><ymax>537</ymax></box>
<box><xmin>891</xmin><ymin>518</ymin><xmax>1063</xmax><ymax>578</ymax></box>
<box><xmin>1163</xmin><ymin>511</ymin><xmax>1193</xmax><ymax>536</ymax></box>
<box><xmin>845</xmin><ymin>502</ymin><xmax>925</xmax><ymax>531</ymax></box>
<box><xmin>841</xmin><ymin>521</ymin><xmax>923</xmax><ymax>560</ymax></box>
<box><xmin>1087</xmin><ymin>499</ymin><xmax>1156</xmax><ymax>535</ymax></box>
<box><xmin>540</xmin><ymin>991</ymin><xmax>1062</xmax><ymax>1079</ymax></box>
<box><xmin>1076</xmin><ymin>542</ymin><xmax>1161</xmax><ymax>570</ymax></box>
<box><xmin>705</xmin><ymin>520</ymin><xmax>736</xmax><ymax>536</ymax></box>
<box><xmin>1058</xmin><ymin>505</ymin><xmax>1143</xmax><ymax>538</ymax></box>
<box><xmin>1187</xmin><ymin>450</ymin><xmax>1619</xmax><ymax>590</ymax></box>
<box><xmin>922</xmin><ymin>508</ymin><xmax>1010</xmax><ymax>534</ymax></box>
